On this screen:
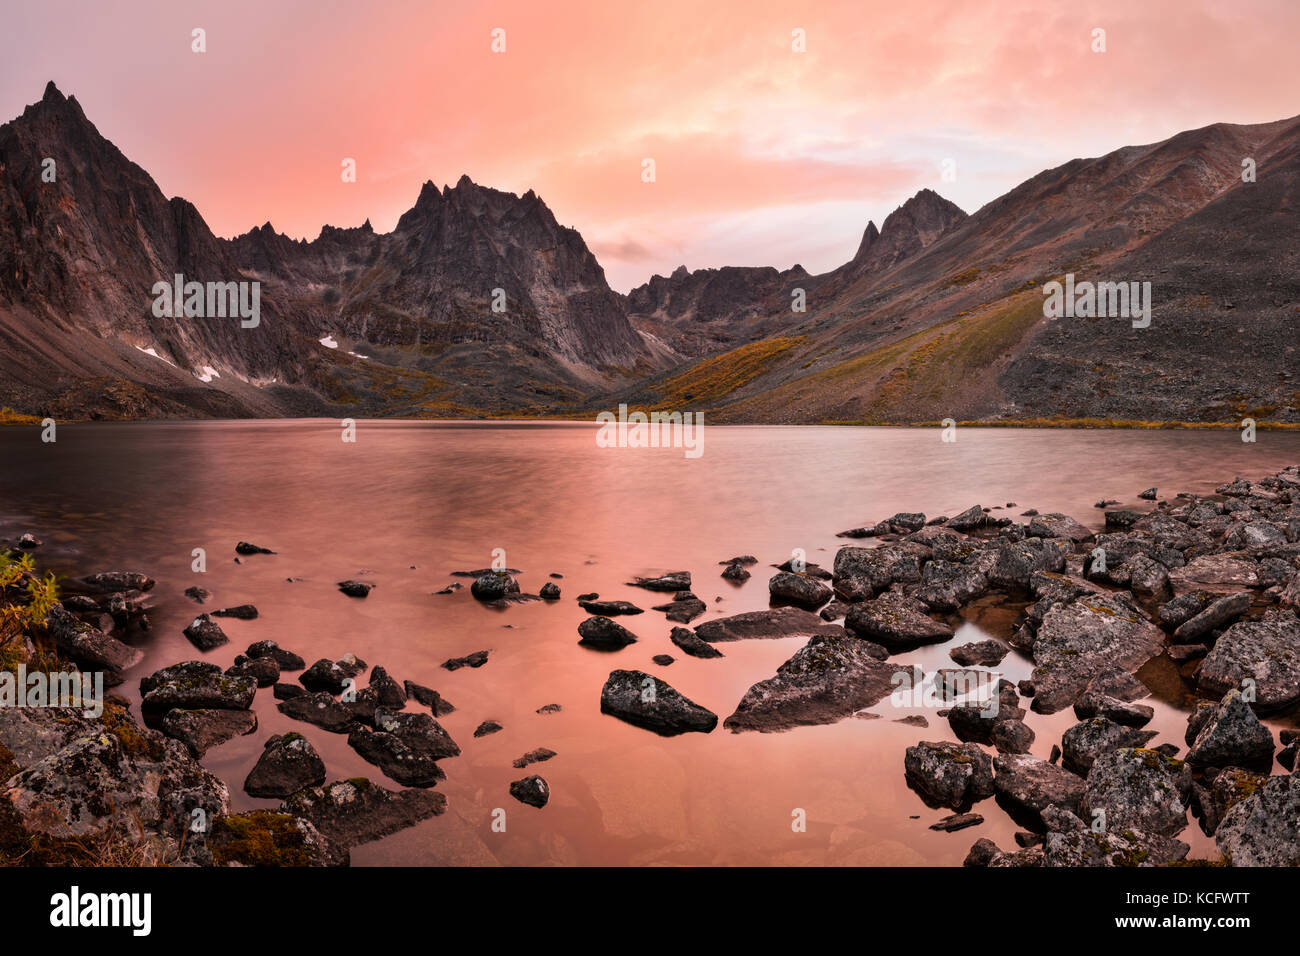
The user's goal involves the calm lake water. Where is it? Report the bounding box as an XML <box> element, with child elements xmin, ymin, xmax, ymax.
<box><xmin>2</xmin><ymin>421</ymin><xmax>1298</xmax><ymax>865</ymax></box>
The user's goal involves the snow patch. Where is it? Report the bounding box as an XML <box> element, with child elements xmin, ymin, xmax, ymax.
<box><xmin>320</xmin><ymin>335</ymin><xmax>339</xmax><ymax>349</ymax></box>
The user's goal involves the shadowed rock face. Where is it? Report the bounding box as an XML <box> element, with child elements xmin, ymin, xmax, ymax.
<box><xmin>0</xmin><ymin>83</ymin><xmax>652</xmax><ymax>418</ymax></box>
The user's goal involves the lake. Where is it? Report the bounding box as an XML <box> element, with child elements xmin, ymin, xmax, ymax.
<box><xmin>2</xmin><ymin>421</ymin><xmax>1297</xmax><ymax>865</ymax></box>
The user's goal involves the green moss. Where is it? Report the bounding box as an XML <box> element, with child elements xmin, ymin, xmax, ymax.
<box><xmin>210</xmin><ymin>811</ymin><xmax>318</xmax><ymax>867</ymax></box>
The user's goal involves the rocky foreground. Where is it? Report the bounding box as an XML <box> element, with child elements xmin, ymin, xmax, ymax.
<box><xmin>3</xmin><ymin>465</ymin><xmax>1300</xmax><ymax>866</ymax></box>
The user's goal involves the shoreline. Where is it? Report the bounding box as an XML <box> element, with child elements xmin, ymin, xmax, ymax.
<box><xmin>0</xmin><ymin>461</ymin><xmax>1298</xmax><ymax>866</ymax></box>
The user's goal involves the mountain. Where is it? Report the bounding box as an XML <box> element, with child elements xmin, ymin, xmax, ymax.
<box><xmin>624</xmin><ymin>189</ymin><xmax>967</xmax><ymax>356</ymax></box>
<box><xmin>604</xmin><ymin>117</ymin><xmax>1300</xmax><ymax>425</ymax></box>
<box><xmin>0</xmin><ymin>84</ymin><xmax>663</xmax><ymax>419</ymax></box>
<box><xmin>1</xmin><ymin>82</ymin><xmax>1297</xmax><ymax>425</ymax></box>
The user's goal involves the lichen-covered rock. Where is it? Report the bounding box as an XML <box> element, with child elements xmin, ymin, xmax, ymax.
<box><xmin>1186</xmin><ymin>690</ymin><xmax>1274</xmax><ymax>770</ymax></box>
<box><xmin>1081</xmin><ymin>748</ymin><xmax>1190</xmax><ymax>838</ymax></box>
<box><xmin>226</xmin><ymin>654</ymin><xmax>280</xmax><ymax>688</ymax></box>
<box><xmin>1029</xmin><ymin>592</ymin><xmax>1163</xmax><ymax>713</ymax></box>
<box><xmin>140</xmin><ymin>661</ymin><xmax>256</xmax><ymax>714</ymax></box>
<box><xmin>600</xmin><ymin>669</ymin><xmax>717</xmax><ymax>736</ymax></box>
<box><xmin>903</xmin><ymin>740</ymin><xmax>994</xmax><ymax>811</ymax></box>
<box><xmin>246</xmin><ymin>640</ymin><xmax>306</xmax><ymax>671</ymax></box>
<box><xmin>844</xmin><ymin>590</ymin><xmax>954</xmax><ymax>650</ymax></box>
<box><xmin>1215</xmin><ymin>774</ymin><xmax>1300</xmax><ymax>865</ymax></box>
<box><xmin>1060</xmin><ymin>718</ymin><xmax>1157</xmax><ymax>775</ymax></box>
<box><xmin>949</xmin><ymin>639</ymin><xmax>1008</xmax><ymax>667</ymax></box>
<box><xmin>1173</xmin><ymin>591</ymin><xmax>1252</xmax><ymax>643</ymax></box>
<box><xmin>723</xmin><ymin>634</ymin><xmax>902</xmax><ymax>733</ymax></box>
<box><xmin>245</xmin><ymin>732</ymin><xmax>327</xmax><ymax>797</ymax></box>
<box><xmin>913</xmin><ymin>560</ymin><xmax>989</xmax><ymax>612</ymax></box>
<box><xmin>1027</xmin><ymin>513</ymin><xmax>1094</xmax><ymax>544</ymax></box>
<box><xmin>470</xmin><ymin>572</ymin><xmax>519</xmax><ymax>601</ymax></box>
<box><xmin>277</xmin><ymin>692</ymin><xmax>361</xmax><ymax>733</ymax></box>
<box><xmin>299</xmin><ymin>658</ymin><xmax>353</xmax><ymax>694</ymax></box>
<box><xmin>832</xmin><ymin>545</ymin><xmax>921</xmax><ymax>601</ymax></box>
<box><xmin>1197</xmin><ymin>610</ymin><xmax>1300</xmax><ymax>713</ymax></box>
<box><xmin>209</xmin><ymin>810</ymin><xmax>343</xmax><ymax>867</ymax></box>
<box><xmin>44</xmin><ymin>606</ymin><xmax>142</xmax><ymax>683</ymax></box>
<box><xmin>988</xmin><ymin>538</ymin><xmax>1071</xmax><ymax>590</ymax></box>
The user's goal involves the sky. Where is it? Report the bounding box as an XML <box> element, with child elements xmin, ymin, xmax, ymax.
<box><xmin>3</xmin><ymin>0</ymin><xmax>1299</xmax><ymax>292</ymax></box>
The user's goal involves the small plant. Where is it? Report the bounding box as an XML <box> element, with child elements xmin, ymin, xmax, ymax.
<box><xmin>0</xmin><ymin>550</ymin><xmax>60</xmax><ymax>663</ymax></box>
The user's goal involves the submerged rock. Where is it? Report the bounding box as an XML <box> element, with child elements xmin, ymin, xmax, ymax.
<box><xmin>404</xmin><ymin>681</ymin><xmax>455</xmax><ymax>716</ymax></box>
<box><xmin>600</xmin><ymin>669</ymin><xmax>718</xmax><ymax>735</ymax></box>
<box><xmin>652</xmin><ymin>592</ymin><xmax>708</xmax><ymax>623</ymax></box>
<box><xmin>211</xmin><ymin>604</ymin><xmax>258</xmax><ymax>620</ymax></box>
<box><xmin>669</xmin><ymin>626</ymin><xmax>724</xmax><ymax>659</ymax></box>
<box><xmin>161</xmin><ymin>708</ymin><xmax>258</xmax><ymax>758</ymax></box>
<box><xmin>442</xmin><ymin>649</ymin><xmax>490</xmax><ymax>670</ymax></box>
<box><xmin>282</xmin><ymin>779</ymin><xmax>446</xmax><ymax>850</ymax></box>
<box><xmin>694</xmin><ymin>607</ymin><xmax>843</xmax><ymax>643</ymax></box>
<box><xmin>723</xmin><ymin>633</ymin><xmax>900</xmax><ymax>733</ymax></box>
<box><xmin>81</xmin><ymin>570</ymin><xmax>155</xmax><ymax>592</ymax></box>
<box><xmin>513</xmin><ymin>747</ymin><xmax>557</xmax><ymax>769</ymax></box>
<box><xmin>627</xmin><ymin>571</ymin><xmax>692</xmax><ymax>592</ymax></box>
<box><xmin>579</xmin><ymin>599</ymin><xmax>643</xmax><ymax>616</ymax></box>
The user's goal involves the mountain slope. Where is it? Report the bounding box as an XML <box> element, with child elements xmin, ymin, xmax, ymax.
<box><xmin>603</xmin><ymin>116</ymin><xmax>1300</xmax><ymax>425</ymax></box>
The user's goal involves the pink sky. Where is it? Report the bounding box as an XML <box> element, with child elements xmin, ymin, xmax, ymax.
<box><xmin>4</xmin><ymin>0</ymin><xmax>1299</xmax><ymax>291</ymax></box>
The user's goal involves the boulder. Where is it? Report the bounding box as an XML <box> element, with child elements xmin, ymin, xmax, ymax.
<box><xmin>245</xmin><ymin>732</ymin><xmax>327</xmax><ymax>797</ymax></box>
<box><xmin>160</xmin><ymin>708</ymin><xmax>258</xmax><ymax>758</ymax></box>
<box><xmin>1186</xmin><ymin>690</ymin><xmax>1275</xmax><ymax>770</ymax></box>
<box><xmin>1029</xmin><ymin>592</ymin><xmax>1163</xmax><ymax>713</ymax></box>
<box><xmin>1081</xmin><ymin>748</ymin><xmax>1190</xmax><ymax>838</ymax></box>
<box><xmin>694</xmin><ymin>607</ymin><xmax>843</xmax><ymax>643</ymax></box>
<box><xmin>140</xmin><ymin>662</ymin><xmax>256</xmax><ymax>713</ymax></box>
<box><xmin>183</xmin><ymin>613</ymin><xmax>228</xmax><ymax>651</ymax></box>
<box><xmin>844</xmin><ymin>590</ymin><xmax>953</xmax><ymax>650</ymax></box>
<box><xmin>723</xmin><ymin>633</ymin><xmax>902</xmax><ymax>733</ymax></box>
<box><xmin>577</xmin><ymin>616</ymin><xmax>638</xmax><ymax>648</ymax></box>
<box><xmin>599</xmin><ymin>670</ymin><xmax>717</xmax><ymax>735</ymax></box>
<box><xmin>1197</xmin><ymin>610</ymin><xmax>1300</xmax><ymax>712</ymax></box>
<box><xmin>903</xmin><ymin>740</ymin><xmax>995</xmax><ymax>811</ymax></box>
